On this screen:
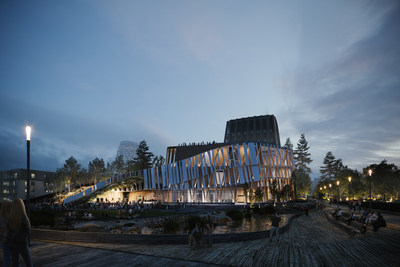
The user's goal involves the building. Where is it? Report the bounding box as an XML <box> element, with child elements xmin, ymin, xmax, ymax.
<box><xmin>224</xmin><ymin>115</ymin><xmax>281</xmax><ymax>146</ymax></box>
<box><xmin>0</xmin><ymin>169</ymin><xmax>55</xmax><ymax>202</ymax></box>
<box><xmin>72</xmin><ymin>115</ymin><xmax>295</xmax><ymax>205</ymax></box>
<box><xmin>117</xmin><ymin>141</ymin><xmax>139</xmax><ymax>162</ymax></box>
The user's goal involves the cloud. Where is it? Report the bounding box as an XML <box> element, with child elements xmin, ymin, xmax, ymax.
<box><xmin>278</xmin><ymin>2</ymin><xmax>400</xmax><ymax>173</ymax></box>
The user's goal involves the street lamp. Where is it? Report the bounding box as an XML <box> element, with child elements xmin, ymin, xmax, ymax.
<box><xmin>348</xmin><ymin>176</ymin><xmax>352</xmax><ymax>200</ymax></box>
<box><xmin>329</xmin><ymin>183</ymin><xmax>332</xmax><ymax>206</ymax></box>
<box><xmin>368</xmin><ymin>169</ymin><xmax>372</xmax><ymax>208</ymax></box>
<box><xmin>25</xmin><ymin>125</ymin><xmax>31</xmax><ymax>218</ymax></box>
<box><xmin>336</xmin><ymin>180</ymin><xmax>340</xmax><ymax>206</ymax></box>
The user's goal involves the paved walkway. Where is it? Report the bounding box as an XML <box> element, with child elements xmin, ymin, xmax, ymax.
<box><xmin>2</xmin><ymin>207</ymin><xmax>400</xmax><ymax>266</ymax></box>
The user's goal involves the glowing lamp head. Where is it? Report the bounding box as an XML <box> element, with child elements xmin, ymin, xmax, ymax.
<box><xmin>25</xmin><ymin>126</ymin><xmax>31</xmax><ymax>141</ymax></box>
<box><xmin>324</xmin><ymin>186</ymin><xmax>326</xmax><ymax>189</ymax></box>
<box><xmin>368</xmin><ymin>169</ymin><xmax>372</xmax><ymax>176</ymax></box>
<box><xmin>320</xmin><ymin>187</ymin><xmax>322</xmax><ymax>190</ymax></box>
<box><xmin>348</xmin><ymin>176</ymin><xmax>352</xmax><ymax>182</ymax></box>
<box><xmin>329</xmin><ymin>184</ymin><xmax>332</xmax><ymax>188</ymax></box>
<box><xmin>337</xmin><ymin>181</ymin><xmax>340</xmax><ymax>186</ymax></box>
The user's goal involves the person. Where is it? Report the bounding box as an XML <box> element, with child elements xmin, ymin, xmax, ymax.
<box><xmin>269</xmin><ymin>213</ymin><xmax>281</xmax><ymax>242</ymax></box>
<box><xmin>204</xmin><ymin>215</ymin><xmax>213</xmax><ymax>248</ymax></box>
<box><xmin>346</xmin><ymin>212</ymin><xmax>356</xmax><ymax>225</ymax></box>
<box><xmin>6</xmin><ymin>198</ymin><xmax>33</xmax><ymax>267</ymax></box>
<box><xmin>372</xmin><ymin>212</ymin><xmax>386</xmax><ymax>232</ymax></box>
<box><xmin>0</xmin><ymin>199</ymin><xmax>13</xmax><ymax>267</ymax></box>
<box><xmin>189</xmin><ymin>223</ymin><xmax>204</xmax><ymax>249</ymax></box>
<box><xmin>348</xmin><ymin>223</ymin><xmax>367</xmax><ymax>238</ymax></box>
<box><xmin>335</xmin><ymin>208</ymin><xmax>342</xmax><ymax>220</ymax></box>
<box><xmin>365</xmin><ymin>212</ymin><xmax>377</xmax><ymax>225</ymax></box>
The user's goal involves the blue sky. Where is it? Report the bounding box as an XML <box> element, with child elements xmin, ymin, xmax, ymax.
<box><xmin>1</xmin><ymin>0</ymin><xmax>399</xmax><ymax>178</ymax></box>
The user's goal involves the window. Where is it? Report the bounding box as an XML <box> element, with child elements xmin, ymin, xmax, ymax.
<box><xmin>31</xmin><ymin>181</ymin><xmax>35</xmax><ymax>186</ymax></box>
<box><xmin>31</xmin><ymin>173</ymin><xmax>35</xmax><ymax>179</ymax></box>
<box><xmin>3</xmin><ymin>189</ymin><xmax>9</xmax><ymax>194</ymax></box>
<box><xmin>14</xmin><ymin>173</ymin><xmax>18</xmax><ymax>178</ymax></box>
<box><xmin>3</xmin><ymin>181</ymin><xmax>9</xmax><ymax>186</ymax></box>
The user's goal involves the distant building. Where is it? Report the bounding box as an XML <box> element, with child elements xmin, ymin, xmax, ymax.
<box><xmin>0</xmin><ymin>169</ymin><xmax>55</xmax><ymax>202</ymax></box>
<box><xmin>117</xmin><ymin>141</ymin><xmax>139</xmax><ymax>162</ymax></box>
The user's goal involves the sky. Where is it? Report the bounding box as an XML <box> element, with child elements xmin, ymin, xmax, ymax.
<box><xmin>1</xmin><ymin>0</ymin><xmax>399</xmax><ymax>179</ymax></box>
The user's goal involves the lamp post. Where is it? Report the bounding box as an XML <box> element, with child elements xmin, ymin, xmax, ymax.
<box><xmin>25</xmin><ymin>126</ymin><xmax>31</xmax><ymax>218</ymax></box>
<box><xmin>348</xmin><ymin>176</ymin><xmax>352</xmax><ymax>200</ymax></box>
<box><xmin>336</xmin><ymin>181</ymin><xmax>340</xmax><ymax>206</ymax></box>
<box><xmin>329</xmin><ymin>183</ymin><xmax>332</xmax><ymax>206</ymax></box>
<box><xmin>368</xmin><ymin>169</ymin><xmax>372</xmax><ymax>209</ymax></box>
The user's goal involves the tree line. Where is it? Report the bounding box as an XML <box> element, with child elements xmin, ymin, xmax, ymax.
<box><xmin>55</xmin><ymin>140</ymin><xmax>165</xmax><ymax>192</ymax></box>
<box><xmin>317</xmin><ymin>152</ymin><xmax>400</xmax><ymax>201</ymax></box>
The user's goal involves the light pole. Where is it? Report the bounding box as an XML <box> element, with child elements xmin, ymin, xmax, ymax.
<box><xmin>26</xmin><ymin>126</ymin><xmax>31</xmax><ymax>218</ymax></box>
<box><xmin>348</xmin><ymin>176</ymin><xmax>352</xmax><ymax>200</ymax></box>
<box><xmin>368</xmin><ymin>169</ymin><xmax>372</xmax><ymax>209</ymax></box>
<box><xmin>323</xmin><ymin>185</ymin><xmax>327</xmax><ymax>200</ymax></box>
<box><xmin>336</xmin><ymin>181</ymin><xmax>340</xmax><ymax>206</ymax></box>
<box><xmin>329</xmin><ymin>183</ymin><xmax>332</xmax><ymax>206</ymax></box>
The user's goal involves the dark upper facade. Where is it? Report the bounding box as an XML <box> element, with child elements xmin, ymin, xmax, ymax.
<box><xmin>166</xmin><ymin>115</ymin><xmax>282</xmax><ymax>164</ymax></box>
<box><xmin>224</xmin><ymin>115</ymin><xmax>281</xmax><ymax>146</ymax></box>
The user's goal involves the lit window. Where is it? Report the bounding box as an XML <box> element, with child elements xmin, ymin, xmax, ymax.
<box><xmin>3</xmin><ymin>189</ymin><xmax>9</xmax><ymax>194</ymax></box>
<box><xmin>3</xmin><ymin>182</ymin><xmax>9</xmax><ymax>186</ymax></box>
<box><xmin>31</xmin><ymin>173</ymin><xmax>35</xmax><ymax>179</ymax></box>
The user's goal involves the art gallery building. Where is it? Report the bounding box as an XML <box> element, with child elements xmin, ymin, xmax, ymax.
<box><xmin>66</xmin><ymin>115</ymin><xmax>295</xmax><ymax>204</ymax></box>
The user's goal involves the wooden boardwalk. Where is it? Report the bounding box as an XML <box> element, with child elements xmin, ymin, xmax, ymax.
<box><xmin>4</xmin><ymin>208</ymin><xmax>400</xmax><ymax>266</ymax></box>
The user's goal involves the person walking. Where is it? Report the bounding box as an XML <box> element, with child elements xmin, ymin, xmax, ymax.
<box><xmin>269</xmin><ymin>213</ymin><xmax>281</xmax><ymax>242</ymax></box>
<box><xmin>7</xmin><ymin>198</ymin><xmax>33</xmax><ymax>267</ymax></box>
<box><xmin>0</xmin><ymin>199</ymin><xmax>13</xmax><ymax>267</ymax></box>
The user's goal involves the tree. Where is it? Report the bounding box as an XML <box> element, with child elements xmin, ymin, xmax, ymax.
<box><xmin>364</xmin><ymin>160</ymin><xmax>400</xmax><ymax>201</ymax></box>
<box><xmin>254</xmin><ymin>187</ymin><xmax>264</xmax><ymax>207</ymax></box>
<box><xmin>63</xmin><ymin>156</ymin><xmax>81</xmax><ymax>192</ymax></box>
<box><xmin>243</xmin><ymin>182</ymin><xmax>249</xmax><ymax>204</ymax></box>
<box><xmin>295</xmin><ymin>167</ymin><xmax>311</xmax><ymax>197</ymax></box>
<box><xmin>153</xmin><ymin>155</ymin><xmax>165</xmax><ymax>168</ymax></box>
<box><xmin>284</xmin><ymin>138</ymin><xmax>293</xmax><ymax>150</ymax></box>
<box><xmin>134</xmin><ymin>140</ymin><xmax>154</xmax><ymax>170</ymax></box>
<box><xmin>294</xmin><ymin>134</ymin><xmax>312</xmax><ymax>174</ymax></box>
<box><xmin>111</xmin><ymin>155</ymin><xmax>125</xmax><ymax>174</ymax></box>
<box><xmin>320</xmin><ymin>151</ymin><xmax>336</xmax><ymax>183</ymax></box>
<box><xmin>88</xmin><ymin>157</ymin><xmax>106</xmax><ymax>185</ymax></box>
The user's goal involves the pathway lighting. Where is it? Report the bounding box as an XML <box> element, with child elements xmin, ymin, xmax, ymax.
<box><xmin>348</xmin><ymin>176</ymin><xmax>352</xmax><ymax>200</ymax></box>
<box><xmin>368</xmin><ymin>169</ymin><xmax>372</xmax><ymax>208</ymax></box>
<box><xmin>25</xmin><ymin>125</ymin><xmax>31</xmax><ymax>218</ymax></box>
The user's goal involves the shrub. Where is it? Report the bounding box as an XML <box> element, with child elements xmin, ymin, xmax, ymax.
<box><xmin>30</xmin><ymin>210</ymin><xmax>57</xmax><ymax>226</ymax></box>
<box><xmin>225</xmin><ymin>209</ymin><xmax>244</xmax><ymax>221</ymax></box>
<box><xmin>185</xmin><ymin>215</ymin><xmax>202</xmax><ymax>232</ymax></box>
<box><xmin>163</xmin><ymin>218</ymin><xmax>181</xmax><ymax>234</ymax></box>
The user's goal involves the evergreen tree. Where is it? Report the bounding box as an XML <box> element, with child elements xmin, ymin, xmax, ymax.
<box><xmin>320</xmin><ymin>151</ymin><xmax>336</xmax><ymax>183</ymax></box>
<box><xmin>295</xmin><ymin>167</ymin><xmax>311</xmax><ymax>197</ymax></box>
<box><xmin>111</xmin><ymin>154</ymin><xmax>125</xmax><ymax>174</ymax></box>
<box><xmin>153</xmin><ymin>155</ymin><xmax>165</xmax><ymax>167</ymax></box>
<box><xmin>294</xmin><ymin>134</ymin><xmax>312</xmax><ymax>174</ymax></box>
<box><xmin>134</xmin><ymin>140</ymin><xmax>154</xmax><ymax>170</ymax></box>
<box><xmin>284</xmin><ymin>138</ymin><xmax>293</xmax><ymax>150</ymax></box>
